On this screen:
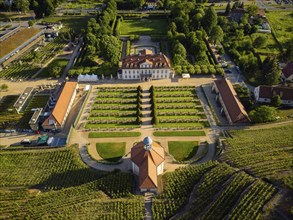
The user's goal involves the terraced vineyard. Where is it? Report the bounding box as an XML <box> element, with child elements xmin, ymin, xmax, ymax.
<box><xmin>0</xmin><ymin>146</ymin><xmax>144</xmax><ymax>219</ymax></box>
<box><xmin>156</xmin><ymin>163</ymin><xmax>278</xmax><ymax>220</ymax></box>
<box><xmin>222</xmin><ymin>125</ymin><xmax>293</xmax><ymax>190</ymax></box>
<box><xmin>0</xmin><ymin>95</ymin><xmax>22</xmax><ymax>129</ymax></box>
<box><xmin>85</xmin><ymin>86</ymin><xmax>142</xmax><ymax>130</ymax></box>
<box><xmin>152</xmin><ymin>161</ymin><xmax>218</xmax><ymax>220</ymax></box>
<box><xmin>0</xmin><ymin>37</ymin><xmax>66</xmax><ymax>80</ymax></box>
<box><xmin>150</xmin><ymin>86</ymin><xmax>209</xmax><ymax>129</ymax></box>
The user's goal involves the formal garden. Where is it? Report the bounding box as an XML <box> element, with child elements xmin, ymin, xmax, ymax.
<box><xmin>85</xmin><ymin>86</ymin><xmax>142</xmax><ymax>130</ymax></box>
<box><xmin>150</xmin><ymin>86</ymin><xmax>209</xmax><ymax>129</ymax></box>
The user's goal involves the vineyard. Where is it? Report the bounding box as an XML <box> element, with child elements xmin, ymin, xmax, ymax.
<box><xmin>85</xmin><ymin>86</ymin><xmax>142</xmax><ymax>130</ymax></box>
<box><xmin>152</xmin><ymin>161</ymin><xmax>218</xmax><ymax>220</ymax></box>
<box><xmin>154</xmin><ymin>162</ymin><xmax>278</xmax><ymax>220</ymax></box>
<box><xmin>0</xmin><ymin>95</ymin><xmax>22</xmax><ymax>129</ymax></box>
<box><xmin>150</xmin><ymin>86</ymin><xmax>209</xmax><ymax>129</ymax></box>
<box><xmin>0</xmin><ymin>37</ymin><xmax>66</xmax><ymax>80</ymax></box>
<box><xmin>222</xmin><ymin>125</ymin><xmax>293</xmax><ymax>190</ymax></box>
<box><xmin>0</xmin><ymin>146</ymin><xmax>144</xmax><ymax>219</ymax></box>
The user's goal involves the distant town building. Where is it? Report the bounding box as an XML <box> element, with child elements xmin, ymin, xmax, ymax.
<box><xmin>42</xmin><ymin>82</ymin><xmax>78</xmax><ymax>130</ymax></box>
<box><xmin>281</xmin><ymin>62</ymin><xmax>293</xmax><ymax>82</ymax></box>
<box><xmin>254</xmin><ymin>85</ymin><xmax>293</xmax><ymax>107</ymax></box>
<box><xmin>120</xmin><ymin>49</ymin><xmax>172</xmax><ymax>81</ymax></box>
<box><xmin>13</xmin><ymin>87</ymin><xmax>34</xmax><ymax>113</ymax></box>
<box><xmin>131</xmin><ymin>137</ymin><xmax>165</xmax><ymax>192</ymax></box>
<box><xmin>145</xmin><ymin>0</ymin><xmax>157</xmax><ymax>9</ymax></box>
<box><xmin>212</xmin><ymin>78</ymin><xmax>250</xmax><ymax>124</ymax></box>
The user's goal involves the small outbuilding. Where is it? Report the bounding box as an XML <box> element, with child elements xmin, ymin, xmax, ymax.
<box><xmin>131</xmin><ymin>137</ymin><xmax>165</xmax><ymax>192</ymax></box>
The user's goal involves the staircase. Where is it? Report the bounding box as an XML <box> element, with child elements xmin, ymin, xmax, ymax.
<box><xmin>141</xmin><ymin>89</ymin><xmax>153</xmax><ymax>129</ymax></box>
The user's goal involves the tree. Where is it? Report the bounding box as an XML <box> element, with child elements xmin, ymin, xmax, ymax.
<box><xmin>99</xmin><ymin>35</ymin><xmax>121</xmax><ymax>63</ymax></box>
<box><xmin>210</xmin><ymin>26</ymin><xmax>224</xmax><ymax>45</ymax></box>
<box><xmin>51</xmin><ymin>65</ymin><xmax>62</xmax><ymax>78</ymax></box>
<box><xmin>0</xmin><ymin>84</ymin><xmax>8</xmax><ymax>91</ymax></box>
<box><xmin>225</xmin><ymin>1</ymin><xmax>231</xmax><ymax>16</ymax></box>
<box><xmin>14</xmin><ymin>0</ymin><xmax>30</xmax><ymax>13</ymax></box>
<box><xmin>261</xmin><ymin>57</ymin><xmax>281</xmax><ymax>85</ymax></box>
<box><xmin>202</xmin><ymin>6</ymin><xmax>217</xmax><ymax>35</ymax></box>
<box><xmin>246</xmin><ymin>5</ymin><xmax>258</xmax><ymax>17</ymax></box>
<box><xmin>271</xmin><ymin>95</ymin><xmax>281</xmax><ymax>107</ymax></box>
<box><xmin>249</xmin><ymin>105</ymin><xmax>277</xmax><ymax>123</ymax></box>
<box><xmin>253</xmin><ymin>35</ymin><xmax>268</xmax><ymax>48</ymax></box>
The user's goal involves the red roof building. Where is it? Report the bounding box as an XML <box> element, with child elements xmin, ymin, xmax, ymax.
<box><xmin>42</xmin><ymin>82</ymin><xmax>78</xmax><ymax>130</ymax></box>
<box><xmin>281</xmin><ymin>62</ymin><xmax>293</xmax><ymax>82</ymax></box>
<box><xmin>131</xmin><ymin>137</ymin><xmax>165</xmax><ymax>192</ymax></box>
<box><xmin>212</xmin><ymin>78</ymin><xmax>250</xmax><ymax>124</ymax></box>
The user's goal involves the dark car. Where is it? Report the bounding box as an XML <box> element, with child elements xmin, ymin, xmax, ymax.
<box><xmin>225</xmin><ymin>69</ymin><xmax>232</xmax><ymax>74</ymax></box>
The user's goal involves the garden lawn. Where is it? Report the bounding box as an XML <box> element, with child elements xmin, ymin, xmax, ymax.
<box><xmin>266</xmin><ymin>11</ymin><xmax>292</xmax><ymax>51</ymax></box>
<box><xmin>153</xmin><ymin>131</ymin><xmax>205</xmax><ymax>137</ymax></box>
<box><xmin>89</xmin><ymin>132</ymin><xmax>141</xmax><ymax>138</ymax></box>
<box><xmin>38</xmin><ymin>59</ymin><xmax>68</xmax><ymax>78</ymax></box>
<box><xmin>119</xmin><ymin>18</ymin><xmax>168</xmax><ymax>36</ymax></box>
<box><xmin>251</xmin><ymin>33</ymin><xmax>280</xmax><ymax>55</ymax></box>
<box><xmin>168</xmin><ymin>141</ymin><xmax>199</xmax><ymax>161</ymax></box>
<box><xmin>0</xmin><ymin>28</ymin><xmax>40</xmax><ymax>59</ymax></box>
<box><xmin>42</xmin><ymin>16</ymin><xmax>94</xmax><ymax>33</ymax></box>
<box><xmin>96</xmin><ymin>142</ymin><xmax>126</xmax><ymax>162</ymax></box>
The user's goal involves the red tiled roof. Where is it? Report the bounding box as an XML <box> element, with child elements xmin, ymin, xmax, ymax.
<box><xmin>282</xmin><ymin>62</ymin><xmax>293</xmax><ymax>78</ymax></box>
<box><xmin>122</xmin><ymin>51</ymin><xmax>171</xmax><ymax>69</ymax></box>
<box><xmin>42</xmin><ymin>82</ymin><xmax>77</xmax><ymax>127</ymax></box>
<box><xmin>131</xmin><ymin>141</ymin><xmax>164</xmax><ymax>189</ymax></box>
<box><xmin>214</xmin><ymin>78</ymin><xmax>250</xmax><ymax>123</ymax></box>
<box><xmin>258</xmin><ymin>85</ymin><xmax>293</xmax><ymax>101</ymax></box>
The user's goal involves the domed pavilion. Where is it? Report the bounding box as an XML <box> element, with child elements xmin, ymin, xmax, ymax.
<box><xmin>131</xmin><ymin>137</ymin><xmax>165</xmax><ymax>192</ymax></box>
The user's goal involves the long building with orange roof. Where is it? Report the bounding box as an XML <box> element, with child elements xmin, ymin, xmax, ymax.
<box><xmin>42</xmin><ymin>82</ymin><xmax>78</xmax><ymax>130</ymax></box>
<box><xmin>131</xmin><ymin>137</ymin><xmax>165</xmax><ymax>192</ymax></box>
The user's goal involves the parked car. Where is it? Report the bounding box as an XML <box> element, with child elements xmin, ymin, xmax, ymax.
<box><xmin>225</xmin><ymin>69</ymin><xmax>232</xmax><ymax>74</ymax></box>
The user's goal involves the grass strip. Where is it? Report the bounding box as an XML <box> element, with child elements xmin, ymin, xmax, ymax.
<box><xmin>168</xmin><ymin>141</ymin><xmax>199</xmax><ymax>161</ymax></box>
<box><xmin>153</xmin><ymin>131</ymin><xmax>205</xmax><ymax>137</ymax></box>
<box><xmin>89</xmin><ymin>132</ymin><xmax>141</xmax><ymax>138</ymax></box>
<box><xmin>96</xmin><ymin>142</ymin><xmax>126</xmax><ymax>162</ymax></box>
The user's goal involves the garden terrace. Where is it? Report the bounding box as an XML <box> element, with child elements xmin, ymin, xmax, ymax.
<box><xmin>0</xmin><ymin>95</ymin><xmax>22</xmax><ymax>129</ymax></box>
<box><xmin>85</xmin><ymin>86</ymin><xmax>142</xmax><ymax>130</ymax></box>
<box><xmin>151</xmin><ymin>86</ymin><xmax>209</xmax><ymax>129</ymax></box>
<box><xmin>18</xmin><ymin>95</ymin><xmax>50</xmax><ymax>130</ymax></box>
<box><xmin>222</xmin><ymin>125</ymin><xmax>293</xmax><ymax>190</ymax></box>
<box><xmin>0</xmin><ymin>37</ymin><xmax>67</xmax><ymax>80</ymax></box>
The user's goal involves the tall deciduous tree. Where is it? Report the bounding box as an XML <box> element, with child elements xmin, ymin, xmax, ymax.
<box><xmin>14</xmin><ymin>0</ymin><xmax>30</xmax><ymax>13</ymax></box>
<box><xmin>210</xmin><ymin>26</ymin><xmax>224</xmax><ymax>45</ymax></box>
<box><xmin>202</xmin><ymin>6</ymin><xmax>217</xmax><ymax>35</ymax></box>
<box><xmin>261</xmin><ymin>57</ymin><xmax>281</xmax><ymax>85</ymax></box>
<box><xmin>271</xmin><ymin>95</ymin><xmax>281</xmax><ymax>107</ymax></box>
<box><xmin>249</xmin><ymin>106</ymin><xmax>277</xmax><ymax>123</ymax></box>
<box><xmin>99</xmin><ymin>35</ymin><xmax>121</xmax><ymax>64</ymax></box>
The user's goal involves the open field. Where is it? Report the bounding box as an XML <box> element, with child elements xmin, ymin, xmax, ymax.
<box><xmin>89</xmin><ymin>131</ymin><xmax>141</xmax><ymax>138</ymax></box>
<box><xmin>153</xmin><ymin>130</ymin><xmax>205</xmax><ymax>137</ymax></box>
<box><xmin>42</xmin><ymin>16</ymin><xmax>94</xmax><ymax>33</ymax></box>
<box><xmin>151</xmin><ymin>86</ymin><xmax>209</xmax><ymax>129</ymax></box>
<box><xmin>85</xmin><ymin>87</ymin><xmax>141</xmax><ymax>130</ymax></box>
<box><xmin>222</xmin><ymin>125</ymin><xmax>293</xmax><ymax>190</ymax></box>
<box><xmin>168</xmin><ymin>141</ymin><xmax>199</xmax><ymax>161</ymax></box>
<box><xmin>0</xmin><ymin>28</ymin><xmax>40</xmax><ymax>59</ymax></box>
<box><xmin>119</xmin><ymin>18</ymin><xmax>168</xmax><ymax>36</ymax></box>
<box><xmin>96</xmin><ymin>142</ymin><xmax>126</xmax><ymax>162</ymax></box>
<box><xmin>266</xmin><ymin>11</ymin><xmax>293</xmax><ymax>51</ymax></box>
<box><xmin>153</xmin><ymin>162</ymin><xmax>278</xmax><ymax>220</ymax></box>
